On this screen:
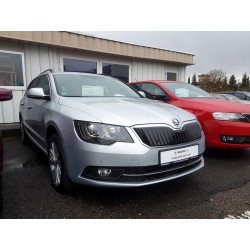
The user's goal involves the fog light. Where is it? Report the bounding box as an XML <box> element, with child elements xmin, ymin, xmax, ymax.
<box><xmin>221</xmin><ymin>136</ymin><xmax>234</xmax><ymax>142</ymax></box>
<box><xmin>220</xmin><ymin>135</ymin><xmax>246</xmax><ymax>144</ymax></box>
<box><xmin>82</xmin><ymin>167</ymin><xmax>124</xmax><ymax>180</ymax></box>
<box><xmin>98</xmin><ymin>168</ymin><xmax>112</xmax><ymax>177</ymax></box>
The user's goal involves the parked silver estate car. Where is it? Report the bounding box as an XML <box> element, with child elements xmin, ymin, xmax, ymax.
<box><xmin>19</xmin><ymin>70</ymin><xmax>205</xmax><ymax>193</ymax></box>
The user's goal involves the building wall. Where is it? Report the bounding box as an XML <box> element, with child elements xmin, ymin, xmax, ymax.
<box><xmin>0</xmin><ymin>41</ymin><xmax>187</xmax><ymax>123</ymax></box>
<box><xmin>0</xmin><ymin>41</ymin><xmax>59</xmax><ymax>123</ymax></box>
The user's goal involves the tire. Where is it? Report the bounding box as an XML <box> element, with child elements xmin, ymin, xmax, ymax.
<box><xmin>20</xmin><ymin>118</ymin><xmax>29</xmax><ymax>145</ymax></box>
<box><xmin>48</xmin><ymin>134</ymin><xmax>75</xmax><ymax>193</ymax></box>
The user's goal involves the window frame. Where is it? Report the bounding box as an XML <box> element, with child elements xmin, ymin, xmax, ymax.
<box><xmin>0</xmin><ymin>49</ymin><xmax>26</xmax><ymax>90</ymax></box>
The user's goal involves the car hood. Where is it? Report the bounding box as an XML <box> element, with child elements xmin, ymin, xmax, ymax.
<box><xmin>59</xmin><ymin>97</ymin><xmax>196</xmax><ymax>127</ymax></box>
<box><xmin>181</xmin><ymin>98</ymin><xmax>250</xmax><ymax>113</ymax></box>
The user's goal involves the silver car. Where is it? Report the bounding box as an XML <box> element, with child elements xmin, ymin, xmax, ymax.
<box><xmin>19</xmin><ymin>70</ymin><xmax>205</xmax><ymax>193</ymax></box>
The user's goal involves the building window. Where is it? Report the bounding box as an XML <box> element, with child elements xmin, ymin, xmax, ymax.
<box><xmin>102</xmin><ymin>63</ymin><xmax>129</xmax><ymax>83</ymax></box>
<box><xmin>0</xmin><ymin>51</ymin><xmax>25</xmax><ymax>87</ymax></box>
<box><xmin>167</xmin><ymin>72</ymin><xmax>177</xmax><ymax>81</ymax></box>
<box><xmin>63</xmin><ymin>58</ymin><xmax>97</xmax><ymax>74</ymax></box>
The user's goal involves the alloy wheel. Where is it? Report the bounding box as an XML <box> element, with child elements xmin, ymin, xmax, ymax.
<box><xmin>49</xmin><ymin>142</ymin><xmax>62</xmax><ymax>186</ymax></box>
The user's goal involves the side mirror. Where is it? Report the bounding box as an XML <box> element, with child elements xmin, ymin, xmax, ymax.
<box><xmin>27</xmin><ymin>88</ymin><xmax>50</xmax><ymax>101</ymax></box>
<box><xmin>0</xmin><ymin>88</ymin><xmax>13</xmax><ymax>101</ymax></box>
<box><xmin>138</xmin><ymin>91</ymin><xmax>146</xmax><ymax>98</ymax></box>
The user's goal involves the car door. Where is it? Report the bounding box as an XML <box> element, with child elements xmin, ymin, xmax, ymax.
<box><xmin>20</xmin><ymin>76</ymin><xmax>40</xmax><ymax>134</ymax></box>
<box><xmin>28</xmin><ymin>75</ymin><xmax>51</xmax><ymax>148</ymax></box>
<box><xmin>22</xmin><ymin>75</ymin><xmax>51</xmax><ymax>148</ymax></box>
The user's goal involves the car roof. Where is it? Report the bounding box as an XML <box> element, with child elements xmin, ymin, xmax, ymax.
<box><xmin>130</xmin><ymin>80</ymin><xmax>184</xmax><ymax>84</ymax></box>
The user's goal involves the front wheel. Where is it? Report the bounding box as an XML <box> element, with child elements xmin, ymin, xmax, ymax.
<box><xmin>48</xmin><ymin>134</ymin><xmax>75</xmax><ymax>193</ymax></box>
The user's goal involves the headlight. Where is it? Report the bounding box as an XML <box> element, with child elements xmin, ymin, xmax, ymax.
<box><xmin>212</xmin><ymin>112</ymin><xmax>247</xmax><ymax>122</ymax></box>
<box><xmin>74</xmin><ymin>121</ymin><xmax>134</xmax><ymax>145</ymax></box>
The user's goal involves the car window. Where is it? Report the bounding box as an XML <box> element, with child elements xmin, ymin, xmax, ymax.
<box><xmin>37</xmin><ymin>75</ymin><xmax>50</xmax><ymax>96</ymax></box>
<box><xmin>243</xmin><ymin>93</ymin><xmax>250</xmax><ymax>100</ymax></box>
<box><xmin>161</xmin><ymin>82</ymin><xmax>213</xmax><ymax>98</ymax></box>
<box><xmin>131</xmin><ymin>83</ymin><xmax>141</xmax><ymax>91</ymax></box>
<box><xmin>141</xmin><ymin>83</ymin><xmax>166</xmax><ymax>96</ymax></box>
<box><xmin>27</xmin><ymin>77</ymin><xmax>40</xmax><ymax>90</ymax></box>
<box><xmin>223</xmin><ymin>94</ymin><xmax>240</xmax><ymax>101</ymax></box>
<box><xmin>53</xmin><ymin>74</ymin><xmax>141</xmax><ymax>98</ymax></box>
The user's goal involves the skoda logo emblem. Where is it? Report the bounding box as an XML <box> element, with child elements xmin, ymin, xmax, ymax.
<box><xmin>172</xmin><ymin>118</ymin><xmax>180</xmax><ymax>126</ymax></box>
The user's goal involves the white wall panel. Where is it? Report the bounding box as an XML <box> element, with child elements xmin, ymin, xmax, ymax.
<box><xmin>29</xmin><ymin>45</ymin><xmax>41</xmax><ymax>79</ymax></box>
<box><xmin>142</xmin><ymin>61</ymin><xmax>147</xmax><ymax>79</ymax></box>
<box><xmin>147</xmin><ymin>62</ymin><xmax>153</xmax><ymax>80</ymax></box>
<box><xmin>39</xmin><ymin>47</ymin><xmax>50</xmax><ymax>72</ymax></box>
<box><xmin>24</xmin><ymin>45</ymin><xmax>32</xmax><ymax>85</ymax></box>
<box><xmin>12</xmin><ymin>91</ymin><xmax>23</xmax><ymax>122</ymax></box>
<box><xmin>152</xmin><ymin>62</ymin><xmax>157</xmax><ymax>79</ymax></box>
<box><xmin>52</xmin><ymin>48</ymin><xmax>59</xmax><ymax>71</ymax></box>
<box><xmin>131</xmin><ymin>60</ymin><xmax>181</xmax><ymax>82</ymax></box>
<box><xmin>48</xmin><ymin>47</ymin><xmax>54</xmax><ymax>69</ymax></box>
<box><xmin>2</xmin><ymin>99</ymin><xmax>14</xmax><ymax>123</ymax></box>
<box><xmin>137</xmin><ymin>61</ymin><xmax>143</xmax><ymax>81</ymax></box>
<box><xmin>0</xmin><ymin>103</ymin><xmax>3</xmax><ymax>123</ymax></box>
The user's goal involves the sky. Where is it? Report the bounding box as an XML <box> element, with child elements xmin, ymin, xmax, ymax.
<box><xmin>87</xmin><ymin>31</ymin><xmax>250</xmax><ymax>82</ymax></box>
<box><xmin>2</xmin><ymin>1</ymin><xmax>250</xmax><ymax>83</ymax></box>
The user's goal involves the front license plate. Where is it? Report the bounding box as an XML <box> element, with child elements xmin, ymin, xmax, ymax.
<box><xmin>160</xmin><ymin>145</ymin><xmax>199</xmax><ymax>165</ymax></box>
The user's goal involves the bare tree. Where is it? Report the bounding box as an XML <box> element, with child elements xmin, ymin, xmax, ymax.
<box><xmin>207</xmin><ymin>69</ymin><xmax>227</xmax><ymax>84</ymax></box>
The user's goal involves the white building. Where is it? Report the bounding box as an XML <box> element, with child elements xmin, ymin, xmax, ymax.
<box><xmin>0</xmin><ymin>31</ymin><xmax>194</xmax><ymax>124</ymax></box>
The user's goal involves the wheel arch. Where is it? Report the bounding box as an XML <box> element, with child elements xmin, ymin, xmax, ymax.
<box><xmin>46</xmin><ymin>122</ymin><xmax>63</xmax><ymax>149</ymax></box>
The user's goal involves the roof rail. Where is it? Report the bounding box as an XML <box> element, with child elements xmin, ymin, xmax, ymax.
<box><xmin>39</xmin><ymin>69</ymin><xmax>53</xmax><ymax>75</ymax></box>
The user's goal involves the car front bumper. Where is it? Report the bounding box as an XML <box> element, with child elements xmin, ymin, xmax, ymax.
<box><xmin>203</xmin><ymin>119</ymin><xmax>250</xmax><ymax>148</ymax></box>
<box><xmin>61</xmin><ymin>127</ymin><xmax>206</xmax><ymax>187</ymax></box>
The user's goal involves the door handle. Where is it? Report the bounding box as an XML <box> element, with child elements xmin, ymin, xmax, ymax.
<box><xmin>20</xmin><ymin>103</ymin><xmax>24</xmax><ymax>106</ymax></box>
<box><xmin>27</xmin><ymin>106</ymin><xmax>32</xmax><ymax>110</ymax></box>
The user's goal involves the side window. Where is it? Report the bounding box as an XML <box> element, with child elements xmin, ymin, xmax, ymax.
<box><xmin>141</xmin><ymin>83</ymin><xmax>167</xmax><ymax>99</ymax></box>
<box><xmin>131</xmin><ymin>83</ymin><xmax>141</xmax><ymax>91</ymax></box>
<box><xmin>27</xmin><ymin>77</ymin><xmax>39</xmax><ymax>90</ymax></box>
<box><xmin>235</xmin><ymin>93</ymin><xmax>245</xmax><ymax>100</ymax></box>
<box><xmin>37</xmin><ymin>75</ymin><xmax>50</xmax><ymax>96</ymax></box>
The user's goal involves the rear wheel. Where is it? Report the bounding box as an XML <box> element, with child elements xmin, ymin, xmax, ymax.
<box><xmin>48</xmin><ymin>134</ymin><xmax>75</xmax><ymax>193</ymax></box>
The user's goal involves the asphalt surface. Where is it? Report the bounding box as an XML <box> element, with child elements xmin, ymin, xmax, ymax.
<box><xmin>1</xmin><ymin>134</ymin><xmax>250</xmax><ymax>219</ymax></box>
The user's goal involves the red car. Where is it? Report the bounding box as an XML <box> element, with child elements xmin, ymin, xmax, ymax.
<box><xmin>0</xmin><ymin>88</ymin><xmax>13</xmax><ymax>213</ymax></box>
<box><xmin>129</xmin><ymin>80</ymin><xmax>250</xmax><ymax>149</ymax></box>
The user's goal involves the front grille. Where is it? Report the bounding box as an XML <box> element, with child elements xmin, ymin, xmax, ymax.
<box><xmin>134</xmin><ymin>122</ymin><xmax>202</xmax><ymax>147</ymax></box>
<box><xmin>81</xmin><ymin>155</ymin><xmax>203</xmax><ymax>183</ymax></box>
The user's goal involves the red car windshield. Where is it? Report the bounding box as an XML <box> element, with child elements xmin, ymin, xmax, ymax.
<box><xmin>161</xmin><ymin>82</ymin><xmax>213</xmax><ymax>99</ymax></box>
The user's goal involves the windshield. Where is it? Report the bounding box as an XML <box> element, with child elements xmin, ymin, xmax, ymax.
<box><xmin>161</xmin><ymin>82</ymin><xmax>213</xmax><ymax>99</ymax></box>
<box><xmin>54</xmin><ymin>74</ymin><xmax>141</xmax><ymax>98</ymax></box>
